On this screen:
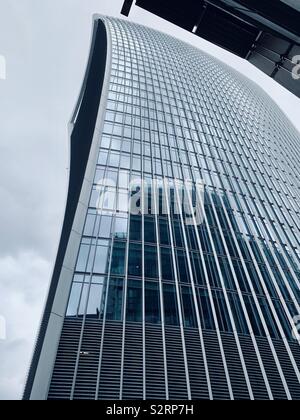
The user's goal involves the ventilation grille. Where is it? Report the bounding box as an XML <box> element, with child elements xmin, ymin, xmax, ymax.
<box><xmin>73</xmin><ymin>320</ymin><xmax>103</xmax><ymax>400</ymax></box>
<box><xmin>202</xmin><ymin>331</ymin><xmax>231</xmax><ymax>400</ymax></box>
<box><xmin>122</xmin><ymin>323</ymin><xmax>143</xmax><ymax>399</ymax></box>
<box><xmin>256</xmin><ymin>337</ymin><xmax>288</xmax><ymax>400</ymax></box>
<box><xmin>290</xmin><ymin>342</ymin><xmax>300</xmax><ymax>400</ymax></box>
<box><xmin>48</xmin><ymin>319</ymin><xmax>300</xmax><ymax>400</ymax></box>
<box><xmin>48</xmin><ymin>319</ymin><xmax>82</xmax><ymax>400</ymax></box>
<box><xmin>98</xmin><ymin>321</ymin><xmax>123</xmax><ymax>400</ymax></box>
<box><xmin>221</xmin><ymin>333</ymin><xmax>251</xmax><ymax>400</ymax></box>
<box><xmin>165</xmin><ymin>326</ymin><xmax>189</xmax><ymax>399</ymax></box>
<box><xmin>273</xmin><ymin>340</ymin><xmax>300</xmax><ymax>400</ymax></box>
<box><xmin>239</xmin><ymin>336</ymin><xmax>270</xmax><ymax>400</ymax></box>
<box><xmin>184</xmin><ymin>329</ymin><xmax>210</xmax><ymax>399</ymax></box>
<box><xmin>145</xmin><ymin>325</ymin><xmax>166</xmax><ymax>399</ymax></box>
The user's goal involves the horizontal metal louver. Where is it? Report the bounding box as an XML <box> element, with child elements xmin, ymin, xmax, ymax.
<box><xmin>165</xmin><ymin>327</ymin><xmax>189</xmax><ymax>400</ymax></box>
<box><xmin>48</xmin><ymin>319</ymin><xmax>83</xmax><ymax>400</ymax></box>
<box><xmin>203</xmin><ymin>331</ymin><xmax>231</xmax><ymax>400</ymax></box>
<box><xmin>48</xmin><ymin>318</ymin><xmax>300</xmax><ymax>400</ymax></box>
<box><xmin>122</xmin><ymin>323</ymin><xmax>143</xmax><ymax>399</ymax></box>
<box><xmin>98</xmin><ymin>321</ymin><xmax>123</xmax><ymax>400</ymax></box>
<box><xmin>73</xmin><ymin>320</ymin><xmax>103</xmax><ymax>400</ymax></box>
<box><xmin>221</xmin><ymin>333</ymin><xmax>251</xmax><ymax>400</ymax></box>
<box><xmin>184</xmin><ymin>328</ymin><xmax>210</xmax><ymax>400</ymax></box>
<box><xmin>256</xmin><ymin>337</ymin><xmax>288</xmax><ymax>400</ymax></box>
<box><xmin>239</xmin><ymin>336</ymin><xmax>270</xmax><ymax>400</ymax></box>
<box><xmin>272</xmin><ymin>340</ymin><xmax>300</xmax><ymax>400</ymax></box>
<box><xmin>145</xmin><ymin>325</ymin><xmax>166</xmax><ymax>399</ymax></box>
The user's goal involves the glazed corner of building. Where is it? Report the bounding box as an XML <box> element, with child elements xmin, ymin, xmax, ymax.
<box><xmin>22</xmin><ymin>15</ymin><xmax>110</xmax><ymax>401</ymax></box>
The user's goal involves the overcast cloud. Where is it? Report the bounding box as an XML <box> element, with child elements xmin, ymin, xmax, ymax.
<box><xmin>0</xmin><ymin>0</ymin><xmax>299</xmax><ymax>400</ymax></box>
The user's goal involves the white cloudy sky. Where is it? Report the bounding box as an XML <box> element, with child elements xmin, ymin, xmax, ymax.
<box><xmin>0</xmin><ymin>0</ymin><xmax>299</xmax><ymax>400</ymax></box>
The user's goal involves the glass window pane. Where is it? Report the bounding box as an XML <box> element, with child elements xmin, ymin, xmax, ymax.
<box><xmin>106</xmin><ymin>278</ymin><xmax>124</xmax><ymax>321</ymax></box>
<box><xmin>122</xmin><ymin>141</ymin><xmax>131</xmax><ymax>153</ymax></box>
<box><xmin>173</xmin><ymin>221</ymin><xmax>184</xmax><ymax>247</ymax></box>
<box><xmin>95</xmin><ymin>168</ymin><xmax>105</xmax><ymax>184</ymax></box>
<box><xmin>91</xmin><ymin>275</ymin><xmax>105</xmax><ymax>284</ymax></box>
<box><xmin>273</xmin><ymin>300</ymin><xmax>293</xmax><ymax>340</ymax></box>
<box><xmin>206</xmin><ymin>255</ymin><xmax>221</xmax><ymax>288</ymax></box>
<box><xmin>118</xmin><ymin>170</ymin><xmax>129</xmax><ymax>189</ymax></box>
<box><xmin>228</xmin><ymin>292</ymin><xmax>249</xmax><ymax>335</ymax></box>
<box><xmin>114</xmin><ymin>217</ymin><xmax>128</xmax><ymax>239</ymax></box>
<box><xmin>159</xmin><ymin>219</ymin><xmax>170</xmax><ymax>246</ymax></box>
<box><xmin>100</xmin><ymin>136</ymin><xmax>110</xmax><ymax>149</ymax></box>
<box><xmin>130</xmin><ymin>215</ymin><xmax>142</xmax><ymax>241</ymax></box>
<box><xmin>98</xmin><ymin>150</ymin><xmax>108</xmax><ymax>165</ymax></box>
<box><xmin>111</xmin><ymin>242</ymin><xmax>126</xmax><ymax>275</ymax></box>
<box><xmin>161</xmin><ymin>247</ymin><xmax>174</xmax><ymax>281</ymax></box>
<box><xmin>145</xmin><ymin>282</ymin><xmax>161</xmax><ymax>324</ymax></box>
<box><xmin>128</xmin><ymin>243</ymin><xmax>142</xmax><ymax>277</ymax></box>
<box><xmin>111</xmin><ymin>138</ymin><xmax>122</xmax><ymax>150</ymax></box>
<box><xmin>102</xmin><ymin>189</ymin><xmax>116</xmax><ymax>211</ymax></box>
<box><xmin>163</xmin><ymin>283</ymin><xmax>179</xmax><ymax>326</ymax></box>
<box><xmin>126</xmin><ymin>280</ymin><xmax>142</xmax><ymax>322</ymax></box>
<box><xmin>197</xmin><ymin>288</ymin><xmax>215</xmax><ymax>330</ymax></box>
<box><xmin>258</xmin><ymin>297</ymin><xmax>280</xmax><ymax>339</ymax></box>
<box><xmin>84</xmin><ymin>214</ymin><xmax>96</xmax><ymax>236</ymax></box>
<box><xmin>78</xmin><ymin>284</ymin><xmax>89</xmax><ymax>316</ymax></box>
<box><xmin>117</xmin><ymin>191</ymin><xmax>129</xmax><ymax>212</ymax></box>
<box><xmin>133</xmin><ymin>156</ymin><xmax>141</xmax><ymax>171</ymax></box>
<box><xmin>109</xmin><ymin>152</ymin><xmax>120</xmax><ymax>167</ymax></box>
<box><xmin>181</xmin><ymin>286</ymin><xmax>197</xmax><ymax>328</ymax></box>
<box><xmin>86</xmin><ymin>283</ymin><xmax>104</xmax><ymax>318</ymax></box>
<box><xmin>243</xmin><ymin>295</ymin><xmax>262</xmax><ymax>336</ymax></box>
<box><xmin>144</xmin><ymin>217</ymin><xmax>156</xmax><ymax>243</ymax></box>
<box><xmin>93</xmin><ymin>245</ymin><xmax>109</xmax><ymax>274</ymax></box>
<box><xmin>73</xmin><ymin>274</ymin><xmax>85</xmax><ymax>283</ymax></box>
<box><xmin>120</xmin><ymin>154</ymin><xmax>131</xmax><ymax>169</ymax></box>
<box><xmin>99</xmin><ymin>216</ymin><xmax>112</xmax><ymax>238</ymax></box>
<box><xmin>192</xmin><ymin>253</ymin><xmax>205</xmax><ymax>286</ymax></box>
<box><xmin>144</xmin><ymin>245</ymin><xmax>158</xmax><ymax>279</ymax></box>
<box><xmin>177</xmin><ymin>250</ymin><xmax>190</xmax><ymax>283</ymax></box>
<box><xmin>212</xmin><ymin>290</ymin><xmax>233</xmax><ymax>333</ymax></box>
<box><xmin>66</xmin><ymin>283</ymin><xmax>82</xmax><ymax>317</ymax></box>
<box><xmin>76</xmin><ymin>244</ymin><xmax>90</xmax><ymax>272</ymax></box>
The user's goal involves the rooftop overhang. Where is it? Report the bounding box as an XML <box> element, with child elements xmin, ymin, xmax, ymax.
<box><xmin>121</xmin><ymin>0</ymin><xmax>300</xmax><ymax>98</ymax></box>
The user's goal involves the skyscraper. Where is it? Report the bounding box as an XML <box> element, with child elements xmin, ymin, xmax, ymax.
<box><xmin>24</xmin><ymin>16</ymin><xmax>300</xmax><ymax>400</ymax></box>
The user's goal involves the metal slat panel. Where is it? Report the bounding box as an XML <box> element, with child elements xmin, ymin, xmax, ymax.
<box><xmin>165</xmin><ymin>327</ymin><xmax>189</xmax><ymax>400</ymax></box>
<box><xmin>122</xmin><ymin>323</ymin><xmax>143</xmax><ymax>399</ymax></box>
<box><xmin>145</xmin><ymin>325</ymin><xmax>166</xmax><ymax>399</ymax></box>
<box><xmin>184</xmin><ymin>329</ymin><xmax>210</xmax><ymax>400</ymax></box>
<box><xmin>48</xmin><ymin>319</ymin><xmax>83</xmax><ymax>400</ymax></box>
<box><xmin>221</xmin><ymin>333</ymin><xmax>251</xmax><ymax>400</ymax></box>
<box><xmin>256</xmin><ymin>337</ymin><xmax>288</xmax><ymax>400</ymax></box>
<box><xmin>98</xmin><ymin>321</ymin><xmax>123</xmax><ymax>400</ymax></box>
<box><xmin>239</xmin><ymin>336</ymin><xmax>270</xmax><ymax>400</ymax></box>
<box><xmin>272</xmin><ymin>340</ymin><xmax>300</xmax><ymax>400</ymax></box>
<box><xmin>73</xmin><ymin>320</ymin><xmax>102</xmax><ymax>400</ymax></box>
<box><xmin>203</xmin><ymin>331</ymin><xmax>231</xmax><ymax>400</ymax></box>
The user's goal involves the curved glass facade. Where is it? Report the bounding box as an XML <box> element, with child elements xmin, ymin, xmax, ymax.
<box><xmin>27</xmin><ymin>17</ymin><xmax>300</xmax><ymax>400</ymax></box>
